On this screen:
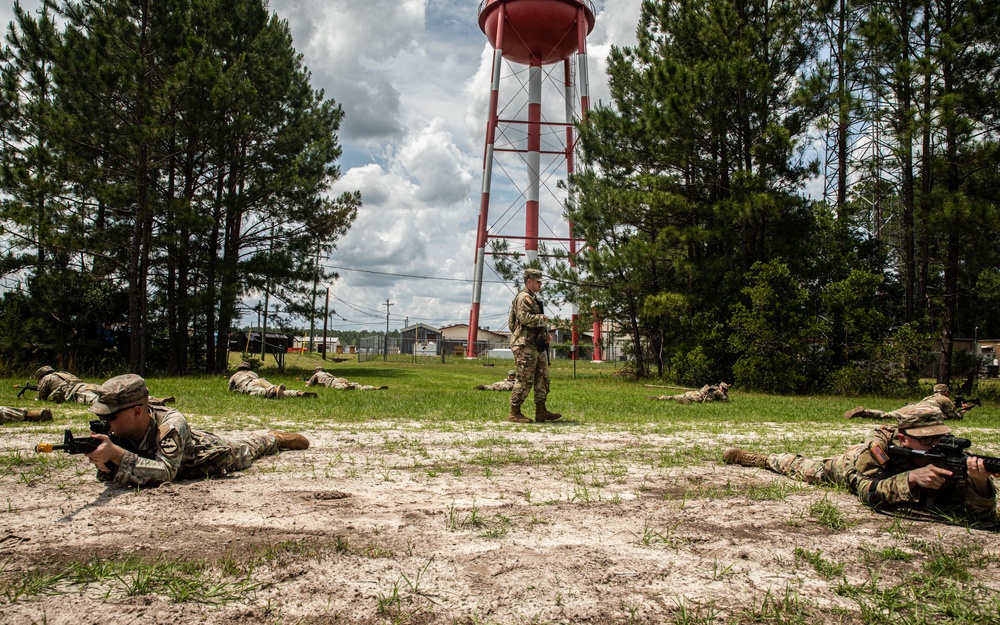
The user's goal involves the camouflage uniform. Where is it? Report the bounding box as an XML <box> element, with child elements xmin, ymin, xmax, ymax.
<box><xmin>847</xmin><ymin>392</ymin><xmax>961</xmax><ymax>421</ymax></box>
<box><xmin>307</xmin><ymin>368</ymin><xmax>384</xmax><ymax>391</ymax></box>
<box><xmin>89</xmin><ymin>375</ymin><xmax>284</xmax><ymax>487</ymax></box>
<box><xmin>765</xmin><ymin>424</ymin><xmax>995</xmax><ymax>515</ymax></box>
<box><xmin>0</xmin><ymin>407</ymin><xmax>28</xmax><ymax>424</ymax></box>
<box><xmin>508</xmin><ymin>281</ymin><xmax>550</xmax><ymax>410</ymax></box>
<box><xmin>476</xmin><ymin>372</ymin><xmax>516</xmax><ymax>392</ymax></box>
<box><xmin>652</xmin><ymin>383</ymin><xmax>730</xmax><ymax>403</ymax></box>
<box><xmin>36</xmin><ymin>370</ymin><xmax>101</xmax><ymax>405</ymax></box>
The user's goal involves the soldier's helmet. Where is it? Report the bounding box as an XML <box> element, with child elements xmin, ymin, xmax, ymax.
<box><xmin>35</xmin><ymin>365</ymin><xmax>55</xmax><ymax>380</ymax></box>
<box><xmin>314</xmin><ymin>366</ymin><xmax>325</xmax><ymax>372</ymax></box>
<box><xmin>89</xmin><ymin>374</ymin><xmax>149</xmax><ymax>417</ymax></box>
<box><xmin>237</xmin><ymin>361</ymin><xmax>252</xmax><ymax>371</ymax></box>
<box><xmin>932</xmin><ymin>383</ymin><xmax>950</xmax><ymax>395</ymax></box>
<box><xmin>507</xmin><ymin>370</ymin><xmax>516</xmax><ymax>377</ymax></box>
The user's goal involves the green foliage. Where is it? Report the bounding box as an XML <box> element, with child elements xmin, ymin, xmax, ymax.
<box><xmin>729</xmin><ymin>260</ymin><xmax>826</xmax><ymax>393</ymax></box>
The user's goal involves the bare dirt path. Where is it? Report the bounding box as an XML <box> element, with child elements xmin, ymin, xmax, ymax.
<box><xmin>1</xmin><ymin>421</ymin><xmax>998</xmax><ymax>624</ymax></box>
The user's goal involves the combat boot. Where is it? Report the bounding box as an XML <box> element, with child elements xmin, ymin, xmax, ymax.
<box><xmin>270</xmin><ymin>431</ymin><xmax>310</xmax><ymax>450</ymax></box>
<box><xmin>301</xmin><ymin>392</ymin><xmax>318</xmax><ymax>398</ymax></box>
<box><xmin>508</xmin><ymin>405</ymin><xmax>532</xmax><ymax>423</ymax></box>
<box><xmin>843</xmin><ymin>406</ymin><xmax>865</xmax><ymax>419</ymax></box>
<box><xmin>25</xmin><ymin>409</ymin><xmax>52</xmax><ymax>422</ymax></box>
<box><xmin>275</xmin><ymin>384</ymin><xmax>286</xmax><ymax>399</ymax></box>
<box><xmin>534</xmin><ymin>402</ymin><xmax>561</xmax><ymax>422</ymax></box>
<box><xmin>722</xmin><ymin>448</ymin><xmax>769</xmax><ymax>468</ymax></box>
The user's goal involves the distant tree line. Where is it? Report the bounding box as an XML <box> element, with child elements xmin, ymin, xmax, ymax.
<box><xmin>0</xmin><ymin>0</ymin><xmax>359</xmax><ymax>375</ymax></box>
<box><xmin>552</xmin><ymin>0</ymin><xmax>1000</xmax><ymax>393</ymax></box>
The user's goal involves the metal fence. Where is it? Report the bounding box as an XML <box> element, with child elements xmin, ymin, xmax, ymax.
<box><xmin>356</xmin><ymin>334</ymin><xmax>627</xmax><ymax>365</ymax></box>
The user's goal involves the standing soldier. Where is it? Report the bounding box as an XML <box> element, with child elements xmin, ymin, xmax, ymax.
<box><xmin>507</xmin><ymin>268</ymin><xmax>561</xmax><ymax>423</ymax></box>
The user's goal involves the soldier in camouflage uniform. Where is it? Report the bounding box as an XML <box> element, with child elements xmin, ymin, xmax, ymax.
<box><xmin>507</xmin><ymin>268</ymin><xmax>560</xmax><ymax>423</ymax></box>
<box><xmin>0</xmin><ymin>407</ymin><xmax>52</xmax><ymax>424</ymax></box>
<box><xmin>81</xmin><ymin>374</ymin><xmax>309</xmax><ymax>487</ymax></box>
<box><xmin>843</xmin><ymin>383</ymin><xmax>966</xmax><ymax>420</ymax></box>
<box><xmin>723</xmin><ymin>412</ymin><xmax>995</xmax><ymax>516</ymax></box>
<box><xmin>228</xmin><ymin>362</ymin><xmax>316</xmax><ymax>398</ymax></box>
<box><xmin>474</xmin><ymin>370</ymin><xmax>516</xmax><ymax>391</ymax></box>
<box><xmin>34</xmin><ymin>366</ymin><xmax>102</xmax><ymax>405</ymax></box>
<box><xmin>306</xmin><ymin>366</ymin><xmax>388</xmax><ymax>391</ymax></box>
<box><xmin>649</xmin><ymin>382</ymin><xmax>730</xmax><ymax>404</ymax></box>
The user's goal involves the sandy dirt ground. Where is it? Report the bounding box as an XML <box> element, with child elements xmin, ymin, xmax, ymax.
<box><xmin>1</xmin><ymin>420</ymin><xmax>999</xmax><ymax>624</ymax></box>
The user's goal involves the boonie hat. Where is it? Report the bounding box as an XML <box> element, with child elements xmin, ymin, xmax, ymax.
<box><xmin>35</xmin><ymin>365</ymin><xmax>55</xmax><ymax>380</ymax></box>
<box><xmin>524</xmin><ymin>268</ymin><xmax>542</xmax><ymax>280</ymax></box>
<box><xmin>89</xmin><ymin>374</ymin><xmax>149</xmax><ymax>417</ymax></box>
<box><xmin>897</xmin><ymin>411</ymin><xmax>951</xmax><ymax>438</ymax></box>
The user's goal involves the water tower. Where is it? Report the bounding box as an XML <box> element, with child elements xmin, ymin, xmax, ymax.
<box><xmin>466</xmin><ymin>0</ymin><xmax>603</xmax><ymax>360</ymax></box>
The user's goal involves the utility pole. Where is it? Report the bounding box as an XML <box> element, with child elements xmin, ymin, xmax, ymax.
<box><xmin>384</xmin><ymin>298</ymin><xmax>393</xmax><ymax>362</ymax></box>
<box><xmin>309</xmin><ymin>243</ymin><xmax>319</xmax><ymax>352</ymax></box>
<box><xmin>322</xmin><ymin>287</ymin><xmax>330</xmax><ymax>361</ymax></box>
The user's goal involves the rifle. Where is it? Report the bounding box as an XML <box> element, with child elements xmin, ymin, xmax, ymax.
<box><xmin>887</xmin><ymin>435</ymin><xmax>1000</xmax><ymax>478</ymax></box>
<box><xmin>14</xmin><ymin>383</ymin><xmax>38</xmax><ymax>399</ymax></box>
<box><xmin>34</xmin><ymin>420</ymin><xmax>138</xmax><ymax>478</ymax></box>
<box><xmin>955</xmin><ymin>396</ymin><xmax>982</xmax><ymax>412</ymax></box>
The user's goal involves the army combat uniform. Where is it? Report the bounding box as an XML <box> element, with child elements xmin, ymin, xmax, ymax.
<box><xmin>307</xmin><ymin>368</ymin><xmax>386</xmax><ymax>391</ymax></box>
<box><xmin>845</xmin><ymin>393</ymin><xmax>961</xmax><ymax>421</ymax></box>
<box><xmin>228</xmin><ymin>364</ymin><xmax>313</xmax><ymax>398</ymax></box>
<box><xmin>36</xmin><ymin>370</ymin><xmax>101</xmax><ymax>405</ymax></box>
<box><xmin>651</xmin><ymin>383</ymin><xmax>729</xmax><ymax>403</ymax></box>
<box><xmin>506</xmin><ymin>268</ymin><xmax>559</xmax><ymax>422</ymax></box>
<box><xmin>475</xmin><ymin>372</ymin><xmax>516</xmax><ymax>392</ymax></box>
<box><xmin>99</xmin><ymin>403</ymin><xmax>282</xmax><ymax>487</ymax></box>
<box><xmin>0</xmin><ymin>406</ymin><xmax>52</xmax><ymax>424</ymax></box>
<box><xmin>764</xmin><ymin>424</ymin><xmax>994</xmax><ymax>514</ymax></box>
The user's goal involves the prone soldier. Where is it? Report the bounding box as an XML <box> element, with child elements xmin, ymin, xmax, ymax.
<box><xmin>474</xmin><ymin>370</ymin><xmax>516</xmax><ymax>392</ymax></box>
<box><xmin>1</xmin><ymin>406</ymin><xmax>52</xmax><ymax>424</ymax></box>
<box><xmin>305</xmin><ymin>366</ymin><xmax>388</xmax><ymax>391</ymax></box>
<box><xmin>844</xmin><ymin>383</ymin><xmax>968</xmax><ymax>421</ymax></box>
<box><xmin>649</xmin><ymin>382</ymin><xmax>730</xmax><ymax>404</ymax></box>
<box><xmin>228</xmin><ymin>362</ymin><xmax>317</xmax><ymax>398</ymax></box>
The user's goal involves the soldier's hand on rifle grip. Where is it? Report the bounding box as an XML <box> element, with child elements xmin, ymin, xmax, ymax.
<box><xmin>85</xmin><ymin>433</ymin><xmax>125</xmax><ymax>474</ymax></box>
<box><xmin>908</xmin><ymin>464</ymin><xmax>953</xmax><ymax>490</ymax></box>
<box><xmin>966</xmin><ymin>456</ymin><xmax>993</xmax><ymax>495</ymax></box>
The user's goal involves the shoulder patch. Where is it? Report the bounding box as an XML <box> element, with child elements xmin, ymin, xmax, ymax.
<box><xmin>158</xmin><ymin>425</ymin><xmax>182</xmax><ymax>458</ymax></box>
<box><xmin>871</xmin><ymin>444</ymin><xmax>890</xmax><ymax>467</ymax></box>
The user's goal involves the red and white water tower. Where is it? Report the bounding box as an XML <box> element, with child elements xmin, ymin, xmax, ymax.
<box><xmin>466</xmin><ymin>0</ymin><xmax>603</xmax><ymax>360</ymax></box>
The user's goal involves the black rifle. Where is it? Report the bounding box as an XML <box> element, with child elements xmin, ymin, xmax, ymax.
<box><xmin>955</xmin><ymin>396</ymin><xmax>982</xmax><ymax>412</ymax></box>
<box><xmin>34</xmin><ymin>420</ymin><xmax>139</xmax><ymax>478</ymax></box>
<box><xmin>14</xmin><ymin>383</ymin><xmax>38</xmax><ymax>399</ymax></box>
<box><xmin>887</xmin><ymin>435</ymin><xmax>1000</xmax><ymax>478</ymax></box>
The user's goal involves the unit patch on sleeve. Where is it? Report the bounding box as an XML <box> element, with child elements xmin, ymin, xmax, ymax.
<box><xmin>158</xmin><ymin>426</ymin><xmax>182</xmax><ymax>458</ymax></box>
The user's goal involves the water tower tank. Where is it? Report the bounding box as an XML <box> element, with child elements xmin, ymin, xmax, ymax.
<box><xmin>479</xmin><ymin>0</ymin><xmax>596</xmax><ymax>66</ymax></box>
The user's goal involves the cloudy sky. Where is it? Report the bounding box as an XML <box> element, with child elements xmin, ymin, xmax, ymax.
<box><xmin>2</xmin><ymin>0</ymin><xmax>646</xmax><ymax>332</ymax></box>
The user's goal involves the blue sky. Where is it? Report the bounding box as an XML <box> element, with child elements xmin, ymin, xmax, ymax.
<box><xmin>0</xmin><ymin>1</ymin><xmax>645</xmax><ymax>331</ymax></box>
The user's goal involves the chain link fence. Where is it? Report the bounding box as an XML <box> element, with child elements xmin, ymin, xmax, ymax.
<box><xmin>356</xmin><ymin>334</ymin><xmax>626</xmax><ymax>365</ymax></box>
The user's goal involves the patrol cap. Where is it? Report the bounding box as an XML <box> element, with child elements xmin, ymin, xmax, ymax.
<box><xmin>524</xmin><ymin>268</ymin><xmax>542</xmax><ymax>281</ymax></box>
<box><xmin>508</xmin><ymin>370</ymin><xmax>516</xmax><ymax>376</ymax></box>
<box><xmin>897</xmin><ymin>412</ymin><xmax>951</xmax><ymax>438</ymax></box>
<box><xmin>35</xmin><ymin>365</ymin><xmax>55</xmax><ymax>380</ymax></box>
<box><xmin>932</xmin><ymin>383</ymin><xmax>949</xmax><ymax>394</ymax></box>
<box><xmin>237</xmin><ymin>361</ymin><xmax>252</xmax><ymax>371</ymax></box>
<box><xmin>89</xmin><ymin>374</ymin><xmax>149</xmax><ymax>417</ymax></box>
